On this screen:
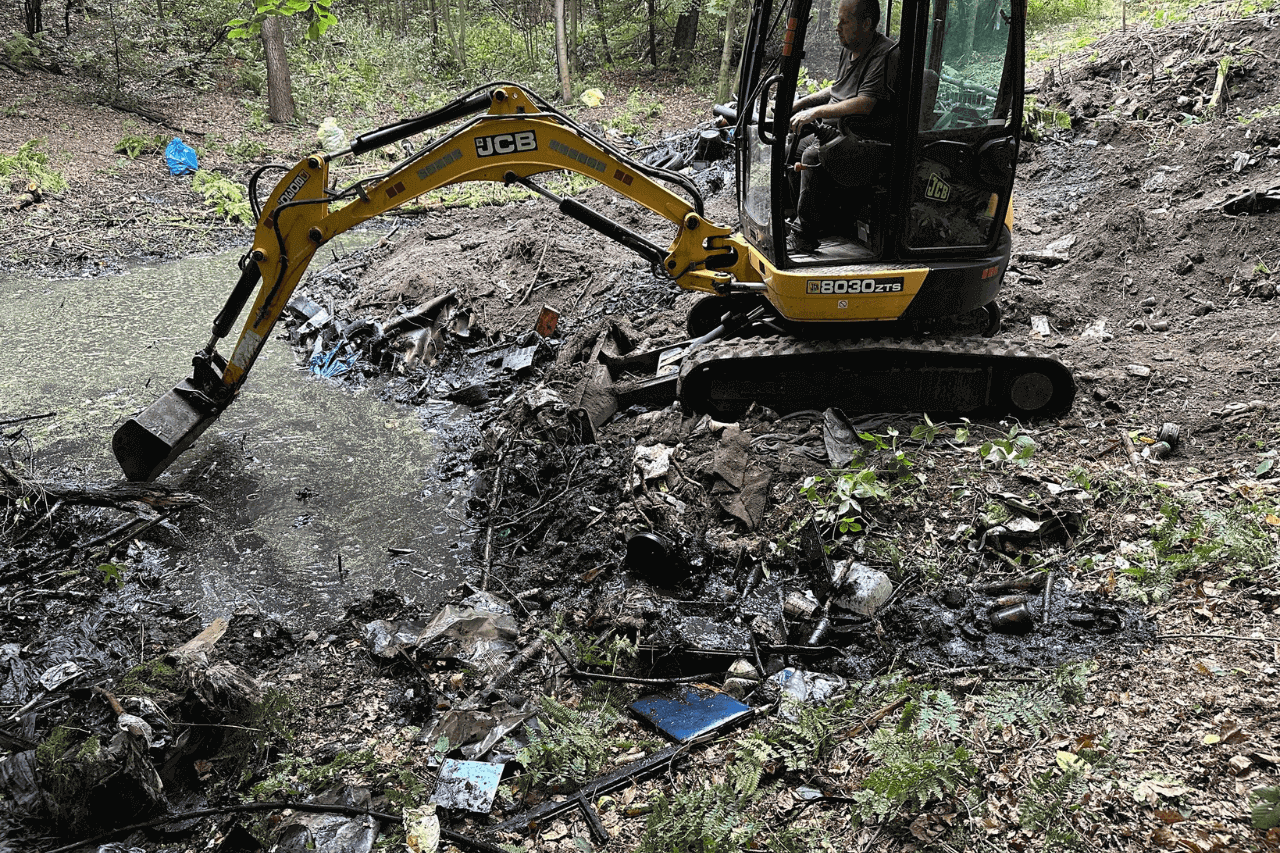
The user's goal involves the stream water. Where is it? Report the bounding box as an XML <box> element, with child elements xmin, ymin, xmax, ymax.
<box><xmin>1</xmin><ymin>240</ymin><xmax>468</xmax><ymax>624</ymax></box>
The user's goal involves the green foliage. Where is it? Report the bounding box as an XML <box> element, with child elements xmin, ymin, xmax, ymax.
<box><xmin>979</xmin><ymin>424</ymin><xmax>1037</xmax><ymax>468</ymax></box>
<box><xmin>191</xmin><ymin>170</ymin><xmax>254</xmax><ymax>225</ymax></box>
<box><xmin>114</xmin><ymin>132</ymin><xmax>166</xmax><ymax>160</ymax></box>
<box><xmin>850</xmin><ymin>728</ymin><xmax>976</xmax><ymax>823</ymax></box>
<box><xmin>637</xmin><ymin>752</ymin><xmax>764</xmax><ymax>853</ymax></box>
<box><xmin>1252</xmin><ymin>786</ymin><xmax>1280</xmax><ymax>830</ymax></box>
<box><xmin>251</xmin><ymin>746</ymin><xmax>378</xmax><ymax>799</ymax></box>
<box><xmin>1024</xmin><ymin>95</ymin><xmax>1073</xmax><ymax>140</ymax></box>
<box><xmin>220</xmin><ymin>687</ymin><xmax>294</xmax><ymax>785</ymax></box>
<box><xmin>517</xmin><ymin>695</ymin><xmax>650</xmax><ymax>791</ymax></box>
<box><xmin>0</xmin><ymin>140</ymin><xmax>68</xmax><ymax>193</ymax></box>
<box><xmin>228</xmin><ymin>0</ymin><xmax>337</xmax><ymax>42</ymax></box>
<box><xmin>2</xmin><ymin>32</ymin><xmax>46</xmax><ymax>68</ymax></box>
<box><xmin>980</xmin><ymin>662</ymin><xmax>1093</xmax><ymax>730</ymax></box>
<box><xmin>1120</xmin><ymin>494</ymin><xmax>1279</xmax><ymax>601</ymax></box>
<box><xmin>573</xmin><ymin>632</ymin><xmax>638</xmax><ymax>672</ymax></box>
<box><xmin>602</xmin><ymin>90</ymin><xmax>665</xmax><ymax>137</ymax></box>
<box><xmin>96</xmin><ymin>562</ymin><xmax>125</xmax><ymax>588</ymax></box>
<box><xmin>1019</xmin><ymin>763</ymin><xmax>1090</xmax><ymax>850</ymax></box>
<box><xmin>1027</xmin><ymin>0</ymin><xmax>1100</xmax><ymax>29</ymax></box>
<box><xmin>116</xmin><ymin>657</ymin><xmax>183</xmax><ymax>697</ymax></box>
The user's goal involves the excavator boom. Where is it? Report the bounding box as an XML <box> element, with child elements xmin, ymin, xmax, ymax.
<box><xmin>113</xmin><ymin>83</ymin><xmax>756</xmax><ymax>481</ymax></box>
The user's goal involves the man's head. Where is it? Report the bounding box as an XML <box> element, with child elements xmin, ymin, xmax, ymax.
<box><xmin>836</xmin><ymin>0</ymin><xmax>881</xmax><ymax>49</ymax></box>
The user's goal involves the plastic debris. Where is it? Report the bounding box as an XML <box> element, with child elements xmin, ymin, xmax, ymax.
<box><xmin>276</xmin><ymin>785</ymin><xmax>378</xmax><ymax>853</ymax></box>
<box><xmin>579</xmin><ymin>88</ymin><xmax>605</xmax><ymax>107</ymax></box>
<box><xmin>831</xmin><ymin>561</ymin><xmax>893</xmax><ymax>617</ymax></box>
<box><xmin>317</xmin><ymin>117</ymin><xmax>348</xmax><ymax>155</ymax></box>
<box><xmin>164</xmin><ymin>137</ymin><xmax>198</xmax><ymax>176</ymax></box>
<box><xmin>630</xmin><ymin>686</ymin><xmax>751</xmax><ymax>742</ymax></box>
<box><xmin>770</xmin><ymin>668</ymin><xmax>847</xmax><ymax>715</ymax></box>
<box><xmin>404</xmin><ymin>805</ymin><xmax>441</xmax><ymax>853</ymax></box>
<box><xmin>310</xmin><ymin>342</ymin><xmax>358</xmax><ymax>379</ymax></box>
<box><xmin>431</xmin><ymin>759</ymin><xmax>505</xmax><ymax>813</ymax></box>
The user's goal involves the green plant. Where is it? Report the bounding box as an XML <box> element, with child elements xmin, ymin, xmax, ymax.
<box><xmin>228</xmin><ymin>0</ymin><xmax>338</xmax><ymax>43</ymax></box>
<box><xmin>849</xmin><ymin>728</ymin><xmax>976</xmax><ymax>823</ymax></box>
<box><xmin>800</xmin><ymin>467</ymin><xmax>887</xmax><ymax>537</ymax></box>
<box><xmin>979</xmin><ymin>424</ymin><xmax>1036</xmax><ymax>468</ymax></box>
<box><xmin>516</xmin><ymin>695</ymin><xmax>651</xmax><ymax>791</ymax></box>
<box><xmin>1252</xmin><ymin>786</ymin><xmax>1280</xmax><ymax>830</ymax></box>
<box><xmin>602</xmin><ymin>89</ymin><xmax>665</xmax><ymax>137</ymax></box>
<box><xmin>114</xmin><ymin>132</ymin><xmax>165</xmax><ymax>160</ymax></box>
<box><xmin>0</xmin><ymin>139</ymin><xmax>68</xmax><ymax>193</ymax></box>
<box><xmin>980</xmin><ymin>661</ymin><xmax>1093</xmax><ymax>730</ymax></box>
<box><xmin>1019</xmin><ymin>762</ymin><xmax>1090</xmax><ymax>850</ymax></box>
<box><xmin>96</xmin><ymin>562</ymin><xmax>125</xmax><ymax>588</ymax></box>
<box><xmin>191</xmin><ymin>170</ymin><xmax>254</xmax><ymax>225</ymax></box>
<box><xmin>2</xmin><ymin>32</ymin><xmax>45</xmax><ymax>68</ymax></box>
<box><xmin>225</xmin><ymin>137</ymin><xmax>271</xmax><ymax>161</ymax></box>
<box><xmin>637</xmin><ymin>750</ymin><xmax>764</xmax><ymax>853</ymax></box>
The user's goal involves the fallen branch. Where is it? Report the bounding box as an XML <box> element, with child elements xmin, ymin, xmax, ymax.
<box><xmin>1158</xmin><ymin>633</ymin><xmax>1280</xmax><ymax>643</ymax></box>
<box><xmin>40</xmin><ymin>801</ymin><xmax>510</xmax><ymax>853</ymax></box>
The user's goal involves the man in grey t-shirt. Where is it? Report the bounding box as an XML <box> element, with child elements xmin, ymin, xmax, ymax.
<box><xmin>789</xmin><ymin>0</ymin><xmax>895</xmax><ymax>252</ymax></box>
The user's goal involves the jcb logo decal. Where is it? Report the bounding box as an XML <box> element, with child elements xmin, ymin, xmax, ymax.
<box><xmin>925</xmin><ymin>173</ymin><xmax>950</xmax><ymax>202</ymax></box>
<box><xmin>475</xmin><ymin>131</ymin><xmax>538</xmax><ymax>157</ymax></box>
<box><xmin>277</xmin><ymin>171</ymin><xmax>310</xmax><ymax>206</ymax></box>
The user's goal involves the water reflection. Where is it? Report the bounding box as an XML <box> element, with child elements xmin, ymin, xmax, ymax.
<box><xmin>0</xmin><ymin>241</ymin><xmax>467</xmax><ymax>623</ymax></box>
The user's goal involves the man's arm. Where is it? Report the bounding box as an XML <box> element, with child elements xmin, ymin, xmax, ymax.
<box><xmin>789</xmin><ymin>93</ymin><xmax>876</xmax><ymax>131</ymax></box>
<box><xmin>792</xmin><ymin>88</ymin><xmax>831</xmax><ymax>113</ymax></box>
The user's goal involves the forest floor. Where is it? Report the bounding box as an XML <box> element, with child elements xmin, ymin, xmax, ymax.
<box><xmin>3</xmin><ymin>3</ymin><xmax>1280</xmax><ymax>853</ymax></box>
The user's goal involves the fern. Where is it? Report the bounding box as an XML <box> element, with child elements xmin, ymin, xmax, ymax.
<box><xmin>903</xmin><ymin>688</ymin><xmax>962</xmax><ymax>736</ymax></box>
<box><xmin>515</xmin><ymin>695</ymin><xmax>650</xmax><ymax>791</ymax></box>
<box><xmin>980</xmin><ymin>662</ymin><xmax>1092</xmax><ymax>731</ymax></box>
<box><xmin>637</xmin><ymin>751</ymin><xmax>764</xmax><ymax>853</ymax></box>
<box><xmin>1019</xmin><ymin>765</ymin><xmax>1090</xmax><ymax>851</ymax></box>
<box><xmin>850</xmin><ymin>728</ymin><xmax>975</xmax><ymax>824</ymax></box>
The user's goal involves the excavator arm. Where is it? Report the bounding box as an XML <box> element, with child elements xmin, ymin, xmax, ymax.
<box><xmin>113</xmin><ymin>83</ymin><xmax>756</xmax><ymax>481</ymax></box>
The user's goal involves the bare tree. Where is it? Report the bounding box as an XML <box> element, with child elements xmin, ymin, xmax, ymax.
<box><xmin>554</xmin><ymin>0</ymin><xmax>571</xmax><ymax>101</ymax></box>
<box><xmin>716</xmin><ymin>0</ymin><xmax>739</xmax><ymax>103</ymax></box>
<box><xmin>262</xmin><ymin>15</ymin><xmax>296</xmax><ymax>123</ymax></box>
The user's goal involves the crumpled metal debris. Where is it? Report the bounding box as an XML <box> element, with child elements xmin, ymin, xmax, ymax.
<box><xmin>276</xmin><ymin>785</ymin><xmax>379</xmax><ymax>853</ymax></box>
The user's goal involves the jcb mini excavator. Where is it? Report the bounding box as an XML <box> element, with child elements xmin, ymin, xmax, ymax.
<box><xmin>113</xmin><ymin>0</ymin><xmax>1074</xmax><ymax>482</ymax></box>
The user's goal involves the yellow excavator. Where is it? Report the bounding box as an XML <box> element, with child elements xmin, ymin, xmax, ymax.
<box><xmin>114</xmin><ymin>0</ymin><xmax>1074</xmax><ymax>482</ymax></box>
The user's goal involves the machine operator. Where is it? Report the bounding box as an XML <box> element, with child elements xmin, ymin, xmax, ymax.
<box><xmin>788</xmin><ymin>0</ymin><xmax>895</xmax><ymax>253</ymax></box>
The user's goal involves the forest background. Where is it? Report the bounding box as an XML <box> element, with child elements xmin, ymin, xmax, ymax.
<box><xmin>4</xmin><ymin>0</ymin><xmax>1208</xmax><ymax>148</ymax></box>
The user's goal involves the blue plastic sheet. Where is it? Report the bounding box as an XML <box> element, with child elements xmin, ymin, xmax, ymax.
<box><xmin>164</xmin><ymin>137</ymin><xmax>198</xmax><ymax>176</ymax></box>
<box><xmin>310</xmin><ymin>342</ymin><xmax>358</xmax><ymax>379</ymax></box>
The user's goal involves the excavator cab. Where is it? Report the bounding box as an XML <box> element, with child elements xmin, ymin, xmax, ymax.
<box><xmin>735</xmin><ymin>0</ymin><xmax>1024</xmax><ymax>282</ymax></box>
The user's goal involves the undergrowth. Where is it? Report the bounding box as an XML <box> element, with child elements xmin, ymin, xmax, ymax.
<box><xmin>191</xmin><ymin>169</ymin><xmax>254</xmax><ymax>225</ymax></box>
<box><xmin>0</xmin><ymin>139</ymin><xmax>68</xmax><ymax>193</ymax></box>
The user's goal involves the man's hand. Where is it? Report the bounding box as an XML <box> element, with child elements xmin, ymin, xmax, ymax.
<box><xmin>790</xmin><ymin>106</ymin><xmax>824</xmax><ymax>132</ymax></box>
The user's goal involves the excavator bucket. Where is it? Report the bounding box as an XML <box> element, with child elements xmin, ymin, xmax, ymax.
<box><xmin>113</xmin><ymin>378</ymin><xmax>230</xmax><ymax>482</ymax></box>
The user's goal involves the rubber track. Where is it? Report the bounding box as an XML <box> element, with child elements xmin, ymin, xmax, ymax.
<box><xmin>677</xmin><ymin>335</ymin><xmax>1076</xmax><ymax>421</ymax></box>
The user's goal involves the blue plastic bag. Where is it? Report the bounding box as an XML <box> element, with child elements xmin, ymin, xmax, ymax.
<box><xmin>164</xmin><ymin>137</ymin><xmax>198</xmax><ymax>176</ymax></box>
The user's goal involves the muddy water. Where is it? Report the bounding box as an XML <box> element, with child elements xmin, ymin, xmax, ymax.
<box><xmin>1</xmin><ymin>242</ymin><xmax>468</xmax><ymax>623</ymax></box>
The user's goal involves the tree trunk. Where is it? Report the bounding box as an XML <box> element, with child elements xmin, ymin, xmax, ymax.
<box><xmin>569</xmin><ymin>0</ymin><xmax>578</xmax><ymax>73</ymax></box>
<box><xmin>554</xmin><ymin>0</ymin><xmax>571</xmax><ymax>102</ymax></box>
<box><xmin>668</xmin><ymin>0</ymin><xmax>702</xmax><ymax>72</ymax></box>
<box><xmin>262</xmin><ymin>16</ymin><xmax>296</xmax><ymax>124</ymax></box>
<box><xmin>23</xmin><ymin>0</ymin><xmax>44</xmax><ymax>36</ymax></box>
<box><xmin>457</xmin><ymin>0</ymin><xmax>467</xmax><ymax>68</ymax></box>
<box><xmin>715</xmin><ymin>0</ymin><xmax>739</xmax><ymax>103</ymax></box>
<box><xmin>591</xmin><ymin>0</ymin><xmax>612</xmax><ymax>64</ymax></box>
<box><xmin>646</xmin><ymin>0</ymin><xmax>657</xmax><ymax>70</ymax></box>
